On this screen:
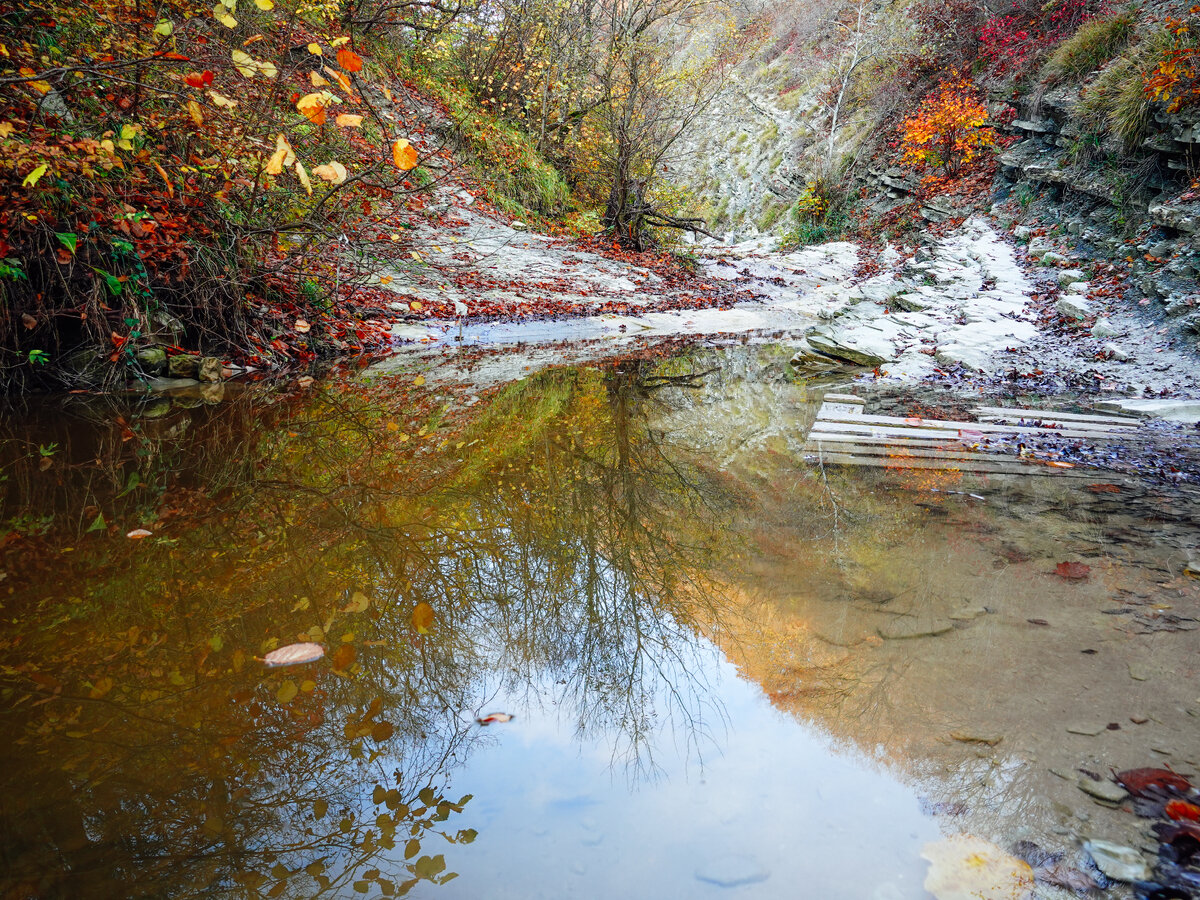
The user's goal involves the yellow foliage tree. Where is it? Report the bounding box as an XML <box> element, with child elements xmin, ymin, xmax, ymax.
<box><xmin>899</xmin><ymin>78</ymin><xmax>996</xmax><ymax>176</ymax></box>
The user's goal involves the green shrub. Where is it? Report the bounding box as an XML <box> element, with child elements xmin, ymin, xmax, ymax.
<box><xmin>1043</xmin><ymin>15</ymin><xmax>1134</xmax><ymax>81</ymax></box>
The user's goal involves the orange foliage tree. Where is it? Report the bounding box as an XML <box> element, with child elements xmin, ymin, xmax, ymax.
<box><xmin>1145</xmin><ymin>7</ymin><xmax>1200</xmax><ymax>113</ymax></box>
<box><xmin>899</xmin><ymin>77</ymin><xmax>996</xmax><ymax>176</ymax></box>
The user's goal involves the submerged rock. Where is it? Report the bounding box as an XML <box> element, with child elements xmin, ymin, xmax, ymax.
<box><xmin>1077</xmin><ymin>778</ymin><xmax>1128</xmax><ymax>804</ymax></box>
<box><xmin>1083</xmin><ymin>840</ymin><xmax>1151</xmax><ymax>883</ymax></box>
<box><xmin>922</xmin><ymin>835</ymin><xmax>1035</xmax><ymax>900</ymax></box>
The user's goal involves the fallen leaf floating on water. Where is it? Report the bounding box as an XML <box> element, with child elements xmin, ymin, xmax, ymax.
<box><xmin>126</xmin><ymin>528</ymin><xmax>153</xmax><ymax>539</ymax></box>
<box><xmin>1055</xmin><ymin>561</ymin><xmax>1090</xmax><ymax>580</ymax></box>
<box><xmin>260</xmin><ymin>642</ymin><xmax>325</xmax><ymax>667</ymax></box>
<box><xmin>922</xmin><ymin>835</ymin><xmax>1035</xmax><ymax>900</ymax></box>
<box><xmin>476</xmin><ymin>713</ymin><xmax>513</xmax><ymax>726</ymax></box>
<box><xmin>411</xmin><ymin>601</ymin><xmax>434</xmax><ymax>634</ymax></box>
<box><xmin>342</xmin><ymin>590</ymin><xmax>369</xmax><ymax>613</ymax></box>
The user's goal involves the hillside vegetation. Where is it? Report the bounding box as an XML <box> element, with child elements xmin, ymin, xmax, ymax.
<box><xmin>2</xmin><ymin>0</ymin><xmax>1198</xmax><ymax>389</ymax></box>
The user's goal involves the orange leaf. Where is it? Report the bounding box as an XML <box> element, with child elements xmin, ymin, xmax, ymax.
<box><xmin>335</xmin><ymin>113</ymin><xmax>363</xmax><ymax>127</ymax></box>
<box><xmin>336</xmin><ymin>46</ymin><xmax>363</xmax><ymax>72</ymax></box>
<box><xmin>296</xmin><ymin>92</ymin><xmax>327</xmax><ymax>125</ymax></box>
<box><xmin>392</xmin><ymin>138</ymin><xmax>418</xmax><ymax>170</ymax></box>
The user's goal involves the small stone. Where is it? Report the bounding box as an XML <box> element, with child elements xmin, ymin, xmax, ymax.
<box><xmin>1057</xmin><ymin>296</ymin><xmax>1092</xmax><ymax>320</ymax></box>
<box><xmin>135</xmin><ymin>346</ymin><xmax>168</xmax><ymax>373</ymax></box>
<box><xmin>1065</xmin><ymin>281</ymin><xmax>1090</xmax><ymax>295</ymax></box>
<box><xmin>168</xmin><ymin>354</ymin><xmax>200</xmax><ymax>378</ymax></box>
<box><xmin>1057</xmin><ymin>268</ymin><xmax>1086</xmax><ymax>286</ymax></box>
<box><xmin>1091</xmin><ymin>318</ymin><xmax>1118</xmax><ymax>338</ymax></box>
<box><xmin>510</xmin><ymin>220</ymin><xmax>527</xmax><ymax>231</ymax></box>
<box><xmin>695</xmin><ymin>854</ymin><xmax>770</xmax><ymax>888</ymax></box>
<box><xmin>1148</xmin><ymin>241</ymin><xmax>1175</xmax><ymax>259</ymax></box>
<box><xmin>948</xmin><ymin>606</ymin><xmax>987</xmax><ymax>621</ymax></box>
<box><xmin>1078</xmin><ymin>778</ymin><xmax>1128</xmax><ymax>804</ymax></box>
<box><xmin>1103</xmin><ymin>342</ymin><xmax>1129</xmax><ymax>361</ymax></box>
<box><xmin>1083</xmin><ymin>840</ymin><xmax>1152</xmax><ymax>883</ymax></box>
<box><xmin>198</xmin><ymin>356</ymin><xmax>223</xmax><ymax>383</ymax></box>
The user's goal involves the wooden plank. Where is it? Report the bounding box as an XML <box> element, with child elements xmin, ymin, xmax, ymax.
<box><xmin>973</xmin><ymin>406</ymin><xmax>1141</xmax><ymax>427</ymax></box>
<box><xmin>802</xmin><ymin>451</ymin><xmax>1098</xmax><ymax>477</ymax></box>
<box><xmin>815</xmin><ymin>410</ymin><xmax>1144</xmax><ymax>440</ymax></box>
<box><xmin>805</xmin><ymin>442</ymin><xmax>1022</xmax><ymax>463</ymax></box>
<box><xmin>976</xmin><ymin>415</ymin><xmax>1139</xmax><ymax>433</ymax></box>
<box><xmin>809</xmin><ymin>420</ymin><xmax>1147</xmax><ymax>446</ymax></box>
<box><xmin>808</xmin><ymin>429</ymin><xmax>981</xmax><ymax>449</ymax></box>
<box><xmin>805</xmin><ymin>441</ymin><xmax>1096</xmax><ymax>471</ymax></box>
<box><xmin>823</xmin><ymin>393</ymin><xmax>866</xmax><ymax>405</ymax></box>
<box><xmin>822</xmin><ymin>402</ymin><xmax>865</xmax><ymax>418</ymax></box>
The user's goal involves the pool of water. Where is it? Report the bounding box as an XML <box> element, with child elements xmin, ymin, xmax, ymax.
<box><xmin>1</xmin><ymin>345</ymin><xmax>1197</xmax><ymax>899</ymax></box>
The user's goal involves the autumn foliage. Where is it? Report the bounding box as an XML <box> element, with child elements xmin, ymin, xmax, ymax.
<box><xmin>899</xmin><ymin>78</ymin><xmax>996</xmax><ymax>176</ymax></box>
<box><xmin>1145</xmin><ymin>7</ymin><xmax>1200</xmax><ymax>113</ymax></box>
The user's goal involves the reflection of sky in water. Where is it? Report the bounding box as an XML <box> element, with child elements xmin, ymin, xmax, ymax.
<box><xmin>400</xmin><ymin>647</ymin><xmax>938</xmax><ymax>899</ymax></box>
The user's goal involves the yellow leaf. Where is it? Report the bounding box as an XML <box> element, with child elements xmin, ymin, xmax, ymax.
<box><xmin>265</xmin><ymin>133</ymin><xmax>293</xmax><ymax>175</ymax></box>
<box><xmin>411</xmin><ymin>602</ymin><xmax>434</xmax><ymax>634</ymax></box>
<box><xmin>331</xmin><ymin>36</ymin><xmax>351</xmax><ymax>47</ymax></box>
<box><xmin>257</xmin><ymin>60</ymin><xmax>278</xmax><ymax>78</ymax></box>
<box><xmin>412</xmin><ymin>375</ymin><xmax>425</xmax><ymax>386</ymax></box>
<box><xmin>307</xmin><ymin>42</ymin><xmax>323</xmax><ymax>55</ymax></box>
<box><xmin>295</xmin><ymin>161</ymin><xmax>312</xmax><ymax>195</ymax></box>
<box><xmin>392</xmin><ymin>138</ymin><xmax>417</xmax><ymax>170</ymax></box>
<box><xmin>310</xmin><ymin>71</ymin><xmax>330</xmax><ymax>87</ymax></box>
<box><xmin>213</xmin><ymin>4</ymin><xmax>237</xmax><ymax>27</ymax></box>
<box><xmin>312</xmin><ymin>161</ymin><xmax>347</xmax><ymax>184</ymax></box>
<box><xmin>379</xmin><ymin>275</ymin><xmax>392</xmax><ymax>284</ymax></box>
<box><xmin>342</xmin><ymin>591</ymin><xmax>370</xmax><ymax>613</ymax></box>
<box><xmin>22</xmin><ymin>163</ymin><xmax>47</xmax><ymax>187</ymax></box>
<box><xmin>410</xmin><ymin>300</ymin><xmax>423</xmax><ymax>311</ymax></box>
<box><xmin>207</xmin><ymin>90</ymin><xmax>238</xmax><ymax>109</ymax></box>
<box><xmin>329</xmin><ymin>68</ymin><xmax>355</xmax><ymax>95</ymax></box>
<box><xmin>154</xmin><ymin>20</ymin><xmax>173</xmax><ymax>36</ymax></box>
<box><xmin>276</xmin><ymin>680</ymin><xmax>298</xmax><ymax>703</ymax></box>
<box><xmin>232</xmin><ymin>49</ymin><xmax>257</xmax><ymax>77</ymax></box>
<box><xmin>410</xmin><ymin>251</ymin><xmax>421</xmax><ymax>261</ymax></box>
<box><xmin>0</xmin><ymin>121</ymin><xmax>13</xmax><ymax>138</ymax></box>
<box><xmin>335</xmin><ymin>113</ymin><xmax>363</xmax><ymax>128</ymax></box>
<box><xmin>382</xmin><ymin>86</ymin><xmax>393</xmax><ymax>102</ymax></box>
<box><xmin>186</xmin><ymin>99</ymin><xmax>203</xmax><ymax>126</ymax></box>
<box><xmin>254</xmin><ymin>0</ymin><xmax>274</xmax><ymax>7</ymax></box>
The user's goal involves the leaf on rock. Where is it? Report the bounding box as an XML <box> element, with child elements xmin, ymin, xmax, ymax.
<box><xmin>261</xmin><ymin>642</ymin><xmax>325</xmax><ymax>667</ymax></box>
<box><xmin>411</xmin><ymin>601</ymin><xmax>434</xmax><ymax>634</ymax></box>
<box><xmin>922</xmin><ymin>835</ymin><xmax>1035</xmax><ymax>900</ymax></box>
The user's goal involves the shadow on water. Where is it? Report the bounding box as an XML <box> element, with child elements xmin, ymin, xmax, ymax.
<box><xmin>0</xmin><ymin>359</ymin><xmax>750</xmax><ymax>898</ymax></box>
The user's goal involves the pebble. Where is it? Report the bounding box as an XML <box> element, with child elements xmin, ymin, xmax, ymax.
<box><xmin>1077</xmin><ymin>778</ymin><xmax>1128</xmax><ymax>804</ymax></box>
<box><xmin>1084</xmin><ymin>840</ymin><xmax>1152</xmax><ymax>883</ymax></box>
<box><xmin>695</xmin><ymin>854</ymin><xmax>771</xmax><ymax>888</ymax></box>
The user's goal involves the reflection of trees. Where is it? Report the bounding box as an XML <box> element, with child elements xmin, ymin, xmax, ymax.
<box><xmin>0</xmin><ymin>355</ymin><xmax>745</xmax><ymax>896</ymax></box>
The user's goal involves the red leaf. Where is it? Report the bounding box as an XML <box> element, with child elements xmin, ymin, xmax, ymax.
<box><xmin>1055</xmin><ymin>561</ymin><xmax>1090</xmax><ymax>579</ymax></box>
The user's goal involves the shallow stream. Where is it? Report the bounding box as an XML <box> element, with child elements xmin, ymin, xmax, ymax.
<box><xmin>1</xmin><ymin>344</ymin><xmax>1197</xmax><ymax>899</ymax></box>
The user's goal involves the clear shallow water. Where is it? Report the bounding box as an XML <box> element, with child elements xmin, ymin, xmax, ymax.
<box><xmin>1</xmin><ymin>345</ymin><xmax>1197</xmax><ymax>899</ymax></box>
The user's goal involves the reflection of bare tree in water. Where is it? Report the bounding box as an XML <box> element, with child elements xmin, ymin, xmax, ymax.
<box><xmin>0</xmin><ymin>357</ymin><xmax>746</xmax><ymax>896</ymax></box>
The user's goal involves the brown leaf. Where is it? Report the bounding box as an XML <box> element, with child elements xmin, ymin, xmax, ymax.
<box><xmin>475</xmin><ymin>712</ymin><xmax>513</xmax><ymax>725</ymax></box>
<box><xmin>21</xmin><ymin>313</ymin><xmax>37</xmax><ymax>329</ymax></box>
<box><xmin>331</xmin><ymin>643</ymin><xmax>356</xmax><ymax>671</ymax></box>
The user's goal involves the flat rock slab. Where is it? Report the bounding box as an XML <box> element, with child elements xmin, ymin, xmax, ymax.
<box><xmin>1096</xmin><ymin>398</ymin><xmax>1200</xmax><ymax>422</ymax></box>
<box><xmin>1078</xmin><ymin>778</ymin><xmax>1128</xmax><ymax>804</ymax></box>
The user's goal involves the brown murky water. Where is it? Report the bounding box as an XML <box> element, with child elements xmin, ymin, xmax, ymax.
<box><xmin>1</xmin><ymin>346</ymin><xmax>1197</xmax><ymax>899</ymax></box>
